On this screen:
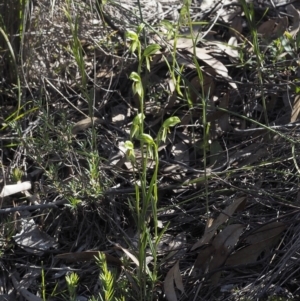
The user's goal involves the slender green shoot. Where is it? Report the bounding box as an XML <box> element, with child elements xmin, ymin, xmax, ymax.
<box><xmin>63</xmin><ymin>0</ymin><xmax>97</xmax><ymax>149</ymax></box>
<box><xmin>240</xmin><ymin>0</ymin><xmax>269</xmax><ymax>127</ymax></box>
<box><xmin>65</xmin><ymin>272</ymin><xmax>79</xmax><ymax>301</ymax></box>
<box><xmin>0</xmin><ymin>28</ymin><xmax>21</xmax><ymax>118</ymax></box>
<box><xmin>125</xmin><ymin>25</ymin><xmax>180</xmax><ymax>300</ymax></box>
<box><xmin>94</xmin><ymin>252</ymin><xmax>121</xmax><ymax>301</ymax></box>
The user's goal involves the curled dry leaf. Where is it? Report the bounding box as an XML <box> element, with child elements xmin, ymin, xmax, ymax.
<box><xmin>218</xmin><ymin>4</ymin><xmax>241</xmax><ymax>23</ymax></box>
<box><xmin>192</xmin><ymin>197</ymin><xmax>246</xmax><ymax>250</ymax></box>
<box><xmin>164</xmin><ymin>261</ymin><xmax>184</xmax><ymax>301</ymax></box>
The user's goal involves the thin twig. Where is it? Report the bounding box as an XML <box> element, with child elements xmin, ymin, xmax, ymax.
<box><xmin>0</xmin><ymin>199</ymin><xmax>67</xmax><ymax>214</ymax></box>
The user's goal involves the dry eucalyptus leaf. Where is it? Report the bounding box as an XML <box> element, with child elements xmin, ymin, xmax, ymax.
<box><xmin>157</xmin><ymin>234</ymin><xmax>174</xmax><ymax>254</ymax></box>
<box><xmin>273</xmin><ymin>16</ymin><xmax>288</xmax><ymax>38</ymax></box>
<box><xmin>191</xmin><ymin>197</ymin><xmax>246</xmax><ymax>250</ymax></box>
<box><xmin>180</xmin><ymin>24</ymin><xmax>202</xmax><ymax>40</ymax></box>
<box><xmin>286</xmin><ymin>4</ymin><xmax>300</xmax><ymax>38</ymax></box>
<box><xmin>12</xmin><ymin>270</ymin><xmax>40</xmax><ymax>290</ymax></box>
<box><xmin>190</xmin><ymin>67</ymin><xmax>216</xmax><ymax>102</ymax></box>
<box><xmin>226</xmin><ymin>222</ymin><xmax>286</xmax><ymax>267</ymax></box>
<box><xmin>71</xmin><ymin>117</ymin><xmax>103</xmax><ymax>135</ymax></box>
<box><xmin>266</xmin><ymin>93</ymin><xmax>278</xmax><ymax>112</ymax></box>
<box><xmin>13</xmin><ymin>217</ymin><xmax>58</xmax><ymax>255</ymax></box>
<box><xmin>164</xmin><ymin>261</ymin><xmax>184</xmax><ymax>301</ymax></box>
<box><xmin>199</xmin><ymin>0</ymin><xmax>220</xmax><ymax>11</ymax></box>
<box><xmin>56</xmin><ymin>251</ymin><xmax>123</xmax><ymax>266</ymax></box>
<box><xmin>11</xmin><ymin>274</ymin><xmax>43</xmax><ymax>301</ymax></box>
<box><xmin>226</xmin><ymin>243</ymin><xmax>266</xmax><ymax>267</ymax></box>
<box><xmin>258</xmin><ymin>17</ymin><xmax>288</xmax><ymax>40</ymax></box>
<box><xmin>113</xmin><ymin>243</ymin><xmax>140</xmax><ymax>267</ymax></box>
<box><xmin>209</xmin><ymin>224</ymin><xmax>244</xmax><ymax>271</ymax></box>
<box><xmin>245</xmin><ymin>222</ymin><xmax>287</xmax><ymax>245</ymax></box>
<box><xmin>209</xmin><ymin>224</ymin><xmax>244</xmax><ymax>285</ymax></box>
<box><xmin>230</xmin><ymin>16</ymin><xmax>243</xmax><ymax>39</ymax></box>
<box><xmin>167</xmin><ymin>78</ymin><xmax>176</xmax><ymax>93</ymax></box>
<box><xmin>218</xmin><ymin>3</ymin><xmax>242</xmax><ymax>23</ymax></box>
<box><xmin>271</xmin><ymin>0</ymin><xmax>298</xmax><ymax>6</ymax></box>
<box><xmin>173</xmin><ymin>261</ymin><xmax>185</xmax><ymax>294</ymax></box>
<box><xmin>172</xmin><ymin>142</ymin><xmax>189</xmax><ymax>164</ymax></box>
<box><xmin>168</xmin><ymin>37</ymin><xmax>194</xmax><ymax>49</ymax></box>
<box><xmin>227</xmin><ymin>37</ymin><xmax>239</xmax><ymax>63</ymax></box>
<box><xmin>189</xmin><ymin>76</ymin><xmax>202</xmax><ymax>103</ymax></box>
<box><xmin>291</xmin><ymin>95</ymin><xmax>300</xmax><ymax>122</ymax></box>
<box><xmin>238</xmin><ymin>146</ymin><xmax>267</xmax><ymax>167</ymax></box>
<box><xmin>163</xmin><ymin>232</ymin><xmax>187</xmax><ymax>263</ymax></box>
<box><xmin>209</xmin><ymin>140</ymin><xmax>224</xmax><ymax>166</ymax></box>
<box><xmin>193</xmin><ymin>244</ymin><xmax>215</xmax><ymax>277</ymax></box>
<box><xmin>216</xmin><ymin>92</ymin><xmax>230</xmax><ymax>133</ymax></box>
<box><xmin>257</xmin><ymin>19</ymin><xmax>277</xmax><ymax>39</ymax></box>
<box><xmin>170</xmin><ymin>55</ymin><xmax>194</xmax><ymax>69</ymax></box>
<box><xmin>164</xmin><ymin>265</ymin><xmax>177</xmax><ymax>301</ymax></box>
<box><xmin>187</xmin><ymin>47</ymin><xmax>237</xmax><ymax>89</ymax></box>
<box><xmin>189</xmin><ymin>47</ymin><xmax>228</xmax><ymax>78</ymax></box>
<box><xmin>228</xmin><ymin>143</ymin><xmax>262</xmax><ymax>167</ymax></box>
<box><xmin>207</xmin><ymin>38</ymin><xmax>239</xmax><ymax>62</ymax></box>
